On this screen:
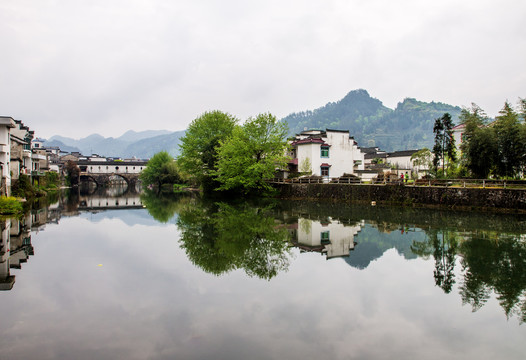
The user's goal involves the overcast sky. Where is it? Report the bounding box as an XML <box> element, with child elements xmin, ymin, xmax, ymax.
<box><xmin>1</xmin><ymin>0</ymin><xmax>525</xmax><ymax>139</ymax></box>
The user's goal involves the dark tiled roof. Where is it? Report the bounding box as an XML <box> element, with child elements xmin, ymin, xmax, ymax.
<box><xmin>387</xmin><ymin>150</ymin><xmax>419</xmax><ymax>157</ymax></box>
<box><xmin>291</xmin><ymin>138</ymin><xmax>329</xmax><ymax>146</ymax></box>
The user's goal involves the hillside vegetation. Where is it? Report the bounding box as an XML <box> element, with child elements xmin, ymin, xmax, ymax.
<box><xmin>283</xmin><ymin>89</ymin><xmax>462</xmax><ymax>151</ymax></box>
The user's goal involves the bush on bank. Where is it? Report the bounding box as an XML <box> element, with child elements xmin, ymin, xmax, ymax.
<box><xmin>0</xmin><ymin>196</ymin><xmax>24</xmax><ymax>215</ymax></box>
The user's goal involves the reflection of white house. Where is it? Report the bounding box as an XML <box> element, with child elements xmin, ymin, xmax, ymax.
<box><xmin>289</xmin><ymin>129</ymin><xmax>365</xmax><ymax>178</ymax></box>
<box><xmin>294</xmin><ymin>218</ymin><xmax>363</xmax><ymax>259</ymax></box>
<box><xmin>0</xmin><ymin>219</ymin><xmax>14</xmax><ymax>290</ymax></box>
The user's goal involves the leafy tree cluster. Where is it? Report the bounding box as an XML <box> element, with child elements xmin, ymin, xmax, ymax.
<box><xmin>459</xmin><ymin>99</ymin><xmax>526</xmax><ymax>178</ymax></box>
<box><xmin>140</xmin><ymin>151</ymin><xmax>184</xmax><ymax>191</ymax></box>
<box><xmin>65</xmin><ymin>160</ymin><xmax>80</xmax><ymax>186</ymax></box>
<box><xmin>282</xmin><ymin>89</ymin><xmax>461</xmax><ymax>151</ymax></box>
<box><xmin>178</xmin><ymin>111</ymin><xmax>289</xmax><ymax>194</ymax></box>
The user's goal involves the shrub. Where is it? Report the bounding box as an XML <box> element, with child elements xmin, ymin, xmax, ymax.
<box><xmin>0</xmin><ymin>196</ymin><xmax>23</xmax><ymax>215</ymax></box>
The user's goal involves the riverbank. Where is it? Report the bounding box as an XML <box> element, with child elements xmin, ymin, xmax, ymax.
<box><xmin>274</xmin><ymin>183</ymin><xmax>526</xmax><ymax>213</ymax></box>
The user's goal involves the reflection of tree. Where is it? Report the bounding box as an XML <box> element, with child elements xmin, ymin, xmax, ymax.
<box><xmin>141</xmin><ymin>190</ymin><xmax>191</xmax><ymax>223</ymax></box>
<box><xmin>412</xmin><ymin>228</ymin><xmax>526</xmax><ymax>323</ymax></box>
<box><xmin>459</xmin><ymin>233</ymin><xmax>526</xmax><ymax>323</ymax></box>
<box><xmin>177</xmin><ymin>201</ymin><xmax>292</xmax><ymax>280</ymax></box>
<box><xmin>431</xmin><ymin>231</ymin><xmax>458</xmax><ymax>294</ymax></box>
<box><xmin>411</xmin><ymin>229</ymin><xmax>458</xmax><ymax>293</ymax></box>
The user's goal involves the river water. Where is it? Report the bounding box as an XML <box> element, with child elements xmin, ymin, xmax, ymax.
<box><xmin>1</xmin><ymin>187</ymin><xmax>525</xmax><ymax>359</ymax></box>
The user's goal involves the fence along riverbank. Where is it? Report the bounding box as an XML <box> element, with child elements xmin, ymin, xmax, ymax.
<box><xmin>272</xmin><ymin>180</ymin><xmax>526</xmax><ymax>213</ymax></box>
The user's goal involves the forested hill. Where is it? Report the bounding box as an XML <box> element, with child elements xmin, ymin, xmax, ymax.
<box><xmin>282</xmin><ymin>89</ymin><xmax>462</xmax><ymax>151</ymax></box>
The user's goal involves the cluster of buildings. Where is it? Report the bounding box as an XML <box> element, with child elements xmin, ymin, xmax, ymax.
<box><xmin>0</xmin><ymin>116</ymin><xmax>56</xmax><ymax>196</ymax></box>
<box><xmin>284</xmin><ymin>129</ymin><xmax>432</xmax><ymax>181</ymax></box>
<box><xmin>0</xmin><ymin>116</ymin><xmax>147</xmax><ymax>196</ymax></box>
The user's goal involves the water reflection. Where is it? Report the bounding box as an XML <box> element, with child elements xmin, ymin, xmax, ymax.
<box><xmin>292</xmin><ymin>217</ymin><xmax>361</xmax><ymax>259</ymax></box>
<box><xmin>177</xmin><ymin>199</ymin><xmax>292</xmax><ymax>280</ymax></box>
<box><xmin>3</xmin><ymin>190</ymin><xmax>526</xmax><ymax>325</ymax></box>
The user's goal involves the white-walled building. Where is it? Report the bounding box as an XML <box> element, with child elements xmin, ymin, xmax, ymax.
<box><xmin>11</xmin><ymin>120</ymin><xmax>34</xmax><ymax>179</ymax></box>
<box><xmin>451</xmin><ymin>123</ymin><xmax>465</xmax><ymax>152</ymax></box>
<box><xmin>0</xmin><ymin>117</ymin><xmax>15</xmax><ymax>196</ymax></box>
<box><xmin>386</xmin><ymin>150</ymin><xmax>419</xmax><ymax>170</ymax></box>
<box><xmin>289</xmin><ymin>129</ymin><xmax>365</xmax><ymax>178</ymax></box>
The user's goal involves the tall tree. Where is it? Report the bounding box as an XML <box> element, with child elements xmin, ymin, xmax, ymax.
<box><xmin>432</xmin><ymin>113</ymin><xmax>456</xmax><ymax>176</ymax></box>
<box><xmin>465</xmin><ymin>127</ymin><xmax>497</xmax><ymax>179</ymax></box>
<box><xmin>457</xmin><ymin>104</ymin><xmax>496</xmax><ymax>178</ymax></box>
<box><xmin>214</xmin><ymin>113</ymin><xmax>289</xmax><ymax>193</ymax></box>
<box><xmin>494</xmin><ymin>101</ymin><xmax>523</xmax><ymax>178</ymax></box>
<box><xmin>177</xmin><ymin>111</ymin><xmax>238</xmax><ymax>190</ymax></box>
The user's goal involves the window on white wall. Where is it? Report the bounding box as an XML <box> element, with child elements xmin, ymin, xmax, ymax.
<box><xmin>321</xmin><ymin>166</ymin><xmax>329</xmax><ymax>176</ymax></box>
<box><xmin>321</xmin><ymin>231</ymin><xmax>330</xmax><ymax>243</ymax></box>
<box><xmin>321</xmin><ymin>146</ymin><xmax>329</xmax><ymax>158</ymax></box>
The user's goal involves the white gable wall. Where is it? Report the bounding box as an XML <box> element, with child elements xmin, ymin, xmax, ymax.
<box><xmin>294</xmin><ymin>130</ymin><xmax>365</xmax><ymax>178</ymax></box>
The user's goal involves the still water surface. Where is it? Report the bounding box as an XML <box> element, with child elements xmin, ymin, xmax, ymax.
<box><xmin>1</xmin><ymin>188</ymin><xmax>525</xmax><ymax>359</ymax></box>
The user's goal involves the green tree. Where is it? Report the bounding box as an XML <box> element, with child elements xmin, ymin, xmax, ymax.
<box><xmin>410</xmin><ymin>148</ymin><xmax>432</xmax><ymax>173</ymax></box>
<box><xmin>465</xmin><ymin>127</ymin><xmax>497</xmax><ymax>178</ymax></box>
<box><xmin>518</xmin><ymin>97</ymin><xmax>526</xmax><ymax>123</ymax></box>
<box><xmin>432</xmin><ymin>113</ymin><xmax>456</xmax><ymax>176</ymax></box>
<box><xmin>214</xmin><ymin>113</ymin><xmax>289</xmax><ymax>193</ymax></box>
<box><xmin>299</xmin><ymin>157</ymin><xmax>312</xmax><ymax>174</ymax></box>
<box><xmin>65</xmin><ymin>160</ymin><xmax>80</xmax><ymax>186</ymax></box>
<box><xmin>458</xmin><ymin>104</ymin><xmax>496</xmax><ymax>178</ymax></box>
<box><xmin>177</xmin><ymin>111</ymin><xmax>238</xmax><ymax>190</ymax></box>
<box><xmin>494</xmin><ymin>101</ymin><xmax>524</xmax><ymax>178</ymax></box>
<box><xmin>140</xmin><ymin>151</ymin><xmax>182</xmax><ymax>190</ymax></box>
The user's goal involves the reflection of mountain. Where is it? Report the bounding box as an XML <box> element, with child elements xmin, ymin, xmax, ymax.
<box><xmin>344</xmin><ymin>224</ymin><xmax>425</xmax><ymax>269</ymax></box>
<box><xmin>79</xmin><ymin>209</ymin><xmax>168</xmax><ymax>228</ymax></box>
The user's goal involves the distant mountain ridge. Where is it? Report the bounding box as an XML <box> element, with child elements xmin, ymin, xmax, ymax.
<box><xmin>283</xmin><ymin>89</ymin><xmax>462</xmax><ymax>151</ymax></box>
<box><xmin>43</xmin><ymin>129</ymin><xmax>185</xmax><ymax>159</ymax></box>
<box><xmin>43</xmin><ymin>89</ymin><xmax>463</xmax><ymax>157</ymax></box>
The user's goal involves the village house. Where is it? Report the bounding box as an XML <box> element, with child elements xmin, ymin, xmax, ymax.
<box><xmin>9</xmin><ymin>135</ymin><xmax>28</xmax><ymax>181</ymax></box>
<box><xmin>10</xmin><ymin>120</ymin><xmax>34</xmax><ymax>181</ymax></box>
<box><xmin>288</xmin><ymin>129</ymin><xmax>365</xmax><ymax>178</ymax></box>
<box><xmin>451</xmin><ymin>123</ymin><xmax>465</xmax><ymax>151</ymax></box>
<box><xmin>0</xmin><ymin>117</ymin><xmax>15</xmax><ymax>196</ymax></box>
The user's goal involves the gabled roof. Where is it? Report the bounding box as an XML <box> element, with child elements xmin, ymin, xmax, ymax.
<box><xmin>326</xmin><ymin>129</ymin><xmax>350</xmax><ymax>134</ymax></box>
<box><xmin>291</xmin><ymin>138</ymin><xmax>330</xmax><ymax>146</ymax></box>
<box><xmin>387</xmin><ymin>150</ymin><xmax>419</xmax><ymax>157</ymax></box>
<box><xmin>364</xmin><ymin>152</ymin><xmax>388</xmax><ymax>160</ymax></box>
<box><xmin>10</xmin><ymin>134</ymin><xmax>28</xmax><ymax>144</ymax></box>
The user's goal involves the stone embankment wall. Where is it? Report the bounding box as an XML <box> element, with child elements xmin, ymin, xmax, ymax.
<box><xmin>274</xmin><ymin>183</ymin><xmax>526</xmax><ymax>212</ymax></box>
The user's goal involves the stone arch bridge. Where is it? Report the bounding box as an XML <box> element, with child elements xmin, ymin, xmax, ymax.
<box><xmin>79</xmin><ymin>172</ymin><xmax>141</xmax><ymax>188</ymax></box>
<box><xmin>77</xmin><ymin>160</ymin><xmax>147</xmax><ymax>188</ymax></box>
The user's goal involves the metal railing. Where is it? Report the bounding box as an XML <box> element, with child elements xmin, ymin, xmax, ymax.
<box><xmin>269</xmin><ymin>177</ymin><xmax>526</xmax><ymax>189</ymax></box>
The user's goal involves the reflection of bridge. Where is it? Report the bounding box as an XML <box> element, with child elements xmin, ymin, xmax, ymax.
<box><xmin>80</xmin><ymin>172</ymin><xmax>140</xmax><ymax>187</ymax></box>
